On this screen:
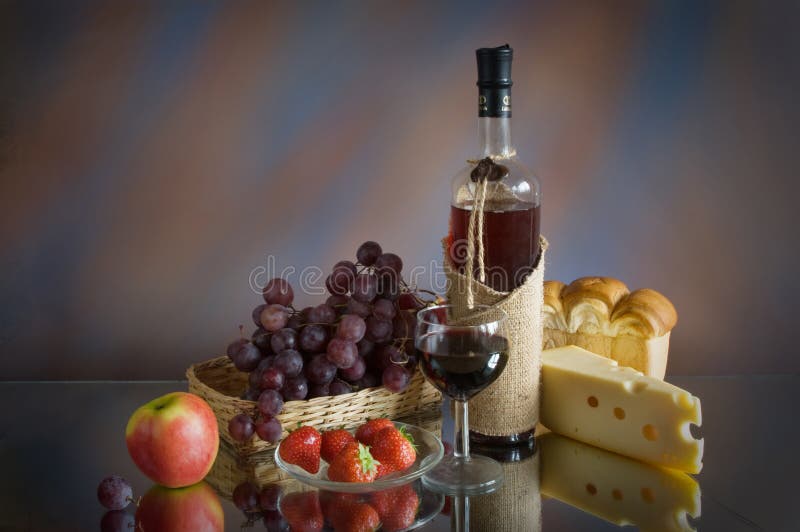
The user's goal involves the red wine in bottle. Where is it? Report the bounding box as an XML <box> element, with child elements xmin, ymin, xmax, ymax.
<box><xmin>450</xmin><ymin>201</ymin><xmax>541</xmax><ymax>293</ymax></box>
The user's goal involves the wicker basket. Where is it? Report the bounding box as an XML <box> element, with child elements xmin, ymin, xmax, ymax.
<box><xmin>187</xmin><ymin>355</ymin><xmax>442</xmax><ymax>456</ymax></box>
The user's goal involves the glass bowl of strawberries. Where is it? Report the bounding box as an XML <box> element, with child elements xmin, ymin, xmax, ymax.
<box><xmin>274</xmin><ymin>420</ymin><xmax>444</xmax><ymax>493</ymax></box>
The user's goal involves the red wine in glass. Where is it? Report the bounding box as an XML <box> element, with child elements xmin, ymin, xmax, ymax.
<box><xmin>418</xmin><ymin>331</ymin><xmax>509</xmax><ymax>401</ymax></box>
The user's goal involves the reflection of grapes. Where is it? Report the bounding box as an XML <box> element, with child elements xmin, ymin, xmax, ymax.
<box><xmin>263</xmin><ymin>510</ymin><xmax>289</xmax><ymax>531</ymax></box>
<box><xmin>100</xmin><ymin>510</ymin><xmax>134</xmax><ymax>532</ymax></box>
<box><xmin>259</xmin><ymin>484</ymin><xmax>282</xmax><ymax>512</ymax></box>
<box><xmin>233</xmin><ymin>481</ymin><xmax>260</xmax><ymax>511</ymax></box>
<box><xmin>229</xmin><ymin>414</ymin><xmax>255</xmax><ymax>442</ymax></box>
<box><xmin>97</xmin><ymin>476</ymin><xmax>132</xmax><ymax>510</ymax></box>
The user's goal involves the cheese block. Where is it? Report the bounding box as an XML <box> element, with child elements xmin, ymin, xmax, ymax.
<box><xmin>540</xmin><ymin>432</ymin><xmax>701</xmax><ymax>531</ymax></box>
<box><xmin>543</xmin><ymin>277</ymin><xmax>678</xmax><ymax>379</ymax></box>
<box><xmin>541</xmin><ymin>345</ymin><xmax>703</xmax><ymax>473</ymax></box>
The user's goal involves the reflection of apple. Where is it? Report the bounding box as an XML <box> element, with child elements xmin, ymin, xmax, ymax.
<box><xmin>135</xmin><ymin>481</ymin><xmax>224</xmax><ymax>532</ymax></box>
<box><xmin>126</xmin><ymin>391</ymin><xmax>219</xmax><ymax>488</ymax></box>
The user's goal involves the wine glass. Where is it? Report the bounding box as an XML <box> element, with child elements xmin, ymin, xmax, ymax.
<box><xmin>415</xmin><ymin>304</ymin><xmax>509</xmax><ymax>495</ymax></box>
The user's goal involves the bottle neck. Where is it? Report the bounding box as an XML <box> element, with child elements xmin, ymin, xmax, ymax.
<box><xmin>479</xmin><ymin>116</ymin><xmax>515</xmax><ymax>158</ymax></box>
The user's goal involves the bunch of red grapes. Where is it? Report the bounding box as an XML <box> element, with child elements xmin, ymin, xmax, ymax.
<box><xmin>226</xmin><ymin>241</ymin><xmax>431</xmax><ymax>444</ymax></box>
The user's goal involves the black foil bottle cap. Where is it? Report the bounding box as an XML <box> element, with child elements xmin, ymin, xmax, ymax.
<box><xmin>476</xmin><ymin>44</ymin><xmax>513</xmax><ymax>117</ymax></box>
<box><xmin>476</xmin><ymin>44</ymin><xmax>513</xmax><ymax>88</ymax></box>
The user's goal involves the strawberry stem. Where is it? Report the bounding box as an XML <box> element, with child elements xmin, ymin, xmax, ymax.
<box><xmin>357</xmin><ymin>442</ymin><xmax>380</xmax><ymax>473</ymax></box>
<box><xmin>398</xmin><ymin>426</ymin><xmax>418</xmax><ymax>451</ymax></box>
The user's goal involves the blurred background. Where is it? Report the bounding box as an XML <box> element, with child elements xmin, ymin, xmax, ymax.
<box><xmin>1</xmin><ymin>0</ymin><xmax>797</xmax><ymax>379</ymax></box>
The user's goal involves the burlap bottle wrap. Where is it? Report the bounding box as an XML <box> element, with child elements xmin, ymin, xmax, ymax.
<box><xmin>469</xmin><ymin>451</ymin><xmax>542</xmax><ymax>532</ymax></box>
<box><xmin>442</xmin><ymin>237</ymin><xmax>547</xmax><ymax>436</ymax></box>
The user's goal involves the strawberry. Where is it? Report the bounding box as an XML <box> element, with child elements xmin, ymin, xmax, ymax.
<box><xmin>319</xmin><ymin>490</ymin><xmax>360</xmax><ymax>516</ymax></box>
<box><xmin>330</xmin><ymin>501</ymin><xmax>380</xmax><ymax>532</ymax></box>
<box><xmin>355</xmin><ymin>418</ymin><xmax>395</xmax><ymax>446</ymax></box>
<box><xmin>440</xmin><ymin>495</ymin><xmax>452</xmax><ymax>516</ymax></box>
<box><xmin>370</xmin><ymin>426</ymin><xmax>416</xmax><ymax>476</ymax></box>
<box><xmin>280</xmin><ymin>490</ymin><xmax>323</xmax><ymax>532</ymax></box>
<box><xmin>370</xmin><ymin>484</ymin><xmax>420</xmax><ymax>531</ymax></box>
<box><xmin>320</xmin><ymin>428</ymin><xmax>356</xmax><ymax>463</ymax></box>
<box><xmin>327</xmin><ymin>442</ymin><xmax>380</xmax><ymax>483</ymax></box>
<box><xmin>278</xmin><ymin>425</ymin><xmax>322</xmax><ymax>474</ymax></box>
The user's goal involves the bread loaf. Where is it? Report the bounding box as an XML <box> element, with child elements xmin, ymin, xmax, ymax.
<box><xmin>542</xmin><ymin>277</ymin><xmax>677</xmax><ymax>379</ymax></box>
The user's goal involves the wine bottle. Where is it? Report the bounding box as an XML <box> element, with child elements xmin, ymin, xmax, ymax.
<box><xmin>447</xmin><ymin>44</ymin><xmax>543</xmax><ymax>446</ymax></box>
<box><xmin>448</xmin><ymin>44</ymin><xmax>542</xmax><ymax>293</ymax></box>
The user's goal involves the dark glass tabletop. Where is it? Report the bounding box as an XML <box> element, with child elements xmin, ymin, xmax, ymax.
<box><xmin>0</xmin><ymin>376</ymin><xmax>795</xmax><ymax>531</ymax></box>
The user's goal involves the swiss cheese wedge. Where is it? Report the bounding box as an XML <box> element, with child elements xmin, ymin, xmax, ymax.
<box><xmin>540</xmin><ymin>432</ymin><xmax>701</xmax><ymax>531</ymax></box>
<box><xmin>541</xmin><ymin>345</ymin><xmax>703</xmax><ymax>473</ymax></box>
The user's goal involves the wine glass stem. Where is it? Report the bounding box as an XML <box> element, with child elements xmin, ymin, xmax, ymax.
<box><xmin>454</xmin><ymin>399</ymin><xmax>470</xmax><ymax>459</ymax></box>
<box><xmin>454</xmin><ymin>495</ymin><xmax>470</xmax><ymax>532</ymax></box>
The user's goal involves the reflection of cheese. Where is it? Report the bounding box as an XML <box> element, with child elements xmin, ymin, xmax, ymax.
<box><xmin>541</xmin><ymin>346</ymin><xmax>703</xmax><ymax>473</ymax></box>
<box><xmin>540</xmin><ymin>432</ymin><xmax>701</xmax><ymax>531</ymax></box>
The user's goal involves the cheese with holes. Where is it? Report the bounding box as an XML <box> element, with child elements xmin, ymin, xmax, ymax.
<box><xmin>540</xmin><ymin>432</ymin><xmax>701</xmax><ymax>531</ymax></box>
<box><xmin>541</xmin><ymin>345</ymin><xmax>703</xmax><ymax>473</ymax></box>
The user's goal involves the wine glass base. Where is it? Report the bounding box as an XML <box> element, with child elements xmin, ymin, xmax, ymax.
<box><xmin>421</xmin><ymin>454</ymin><xmax>504</xmax><ymax>496</ymax></box>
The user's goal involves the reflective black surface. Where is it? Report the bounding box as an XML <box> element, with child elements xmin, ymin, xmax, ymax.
<box><xmin>0</xmin><ymin>376</ymin><xmax>796</xmax><ymax>531</ymax></box>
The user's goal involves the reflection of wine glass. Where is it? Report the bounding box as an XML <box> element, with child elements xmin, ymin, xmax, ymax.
<box><xmin>415</xmin><ymin>304</ymin><xmax>509</xmax><ymax>495</ymax></box>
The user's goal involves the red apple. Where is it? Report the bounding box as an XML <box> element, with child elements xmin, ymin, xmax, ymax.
<box><xmin>136</xmin><ymin>481</ymin><xmax>224</xmax><ymax>532</ymax></box>
<box><xmin>126</xmin><ymin>391</ymin><xmax>219</xmax><ymax>488</ymax></box>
